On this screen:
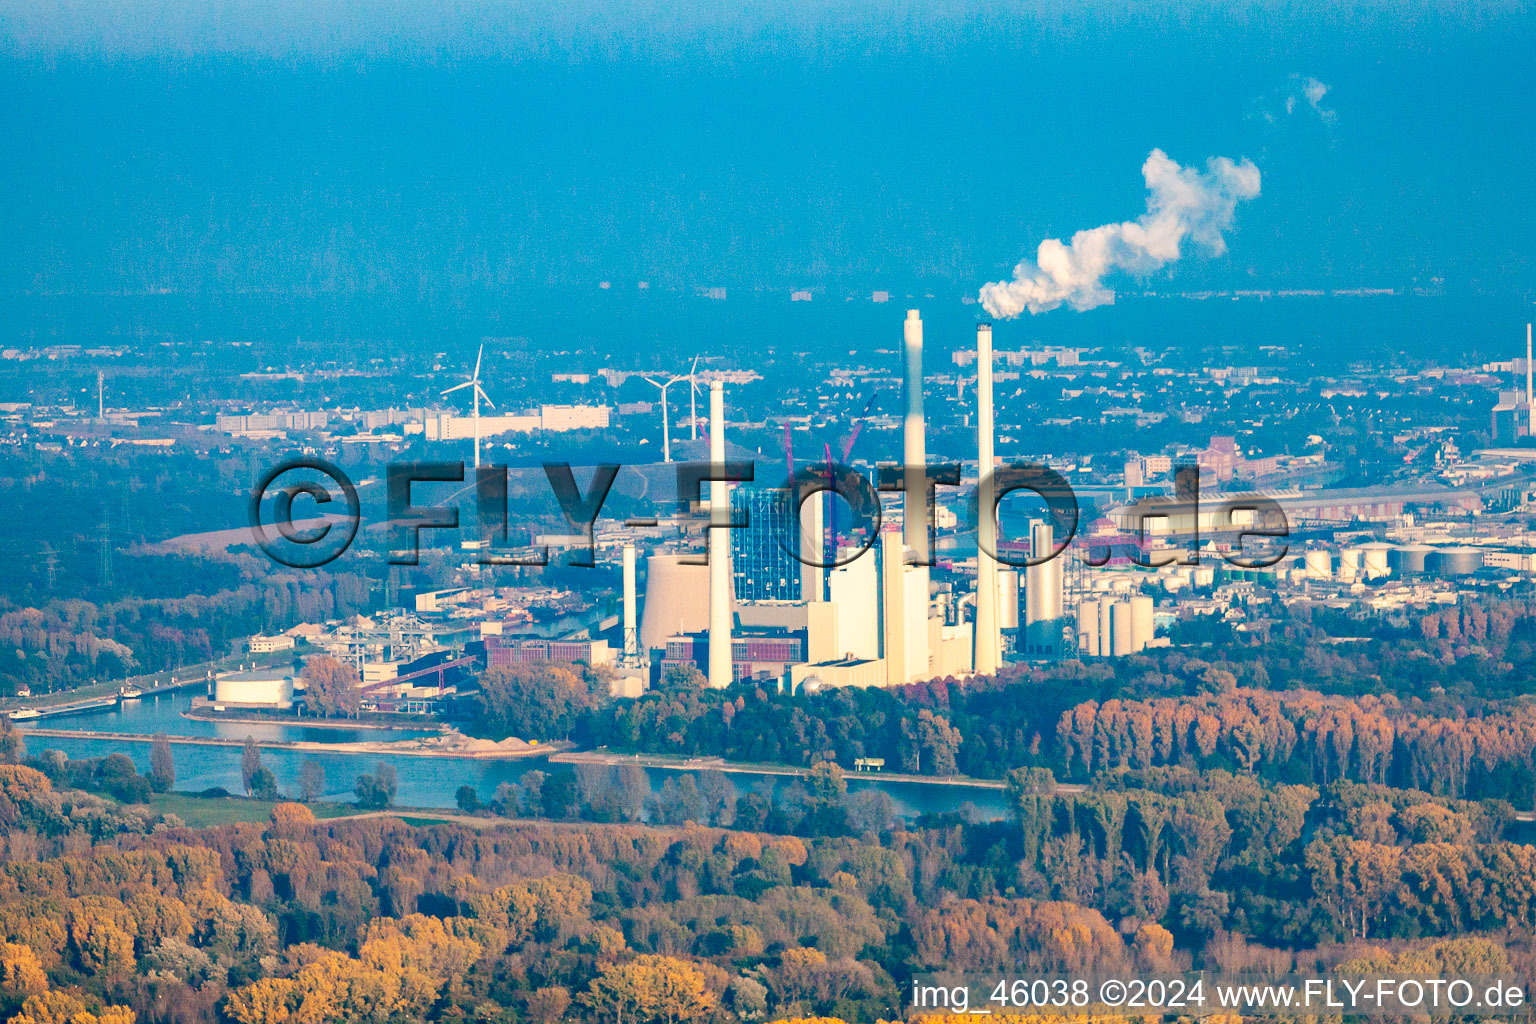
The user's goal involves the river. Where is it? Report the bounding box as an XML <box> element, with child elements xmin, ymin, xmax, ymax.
<box><xmin>16</xmin><ymin>693</ymin><xmax>1009</xmax><ymax>820</ymax></box>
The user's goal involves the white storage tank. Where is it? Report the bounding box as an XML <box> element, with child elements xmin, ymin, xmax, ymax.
<box><xmin>214</xmin><ymin>669</ymin><xmax>295</xmax><ymax>708</ymax></box>
<box><xmin>1339</xmin><ymin>548</ymin><xmax>1362</xmax><ymax>579</ymax></box>
<box><xmin>1305</xmin><ymin>550</ymin><xmax>1332</xmax><ymax>578</ymax></box>
<box><xmin>997</xmin><ymin>569</ymin><xmax>1020</xmax><ymax>630</ymax></box>
<box><xmin>1129</xmin><ymin>596</ymin><xmax>1155</xmax><ymax>651</ymax></box>
<box><xmin>1108</xmin><ymin>601</ymin><xmax>1135</xmax><ymax>657</ymax></box>
<box><xmin>1362</xmin><ymin>544</ymin><xmax>1391</xmax><ymax>578</ymax></box>
<box><xmin>1077</xmin><ymin>599</ymin><xmax>1102</xmax><ymax>657</ymax></box>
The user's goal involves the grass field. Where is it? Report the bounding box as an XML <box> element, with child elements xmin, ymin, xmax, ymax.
<box><xmin>133</xmin><ymin>792</ymin><xmax>364</xmax><ymax>827</ymax></box>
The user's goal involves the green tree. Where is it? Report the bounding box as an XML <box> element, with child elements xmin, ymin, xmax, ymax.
<box><xmin>149</xmin><ymin>732</ymin><xmax>175</xmax><ymax>793</ymax></box>
<box><xmin>354</xmin><ymin>761</ymin><xmax>397</xmax><ymax>810</ymax></box>
<box><xmin>241</xmin><ymin>736</ymin><xmax>262</xmax><ymax>795</ymax></box>
<box><xmin>249</xmin><ymin>766</ymin><xmax>279</xmax><ymax>801</ymax></box>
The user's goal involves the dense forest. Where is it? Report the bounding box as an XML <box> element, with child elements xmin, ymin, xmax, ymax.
<box><xmin>448</xmin><ymin>599</ymin><xmax>1536</xmax><ymax>812</ymax></box>
<box><xmin>3</xmin><ymin>727</ymin><xmax>1536</xmax><ymax>1024</ymax></box>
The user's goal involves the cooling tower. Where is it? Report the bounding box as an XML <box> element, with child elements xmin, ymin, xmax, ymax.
<box><xmin>708</xmin><ymin>381</ymin><xmax>733</xmax><ymax>688</ymax></box>
<box><xmin>1108</xmin><ymin>601</ymin><xmax>1135</xmax><ymax>657</ymax></box>
<box><xmin>974</xmin><ymin>322</ymin><xmax>1000</xmax><ymax>674</ymax></box>
<box><xmin>639</xmin><ymin>554</ymin><xmax>709</xmax><ymax>651</ymax></box>
<box><xmin>1077</xmin><ymin>599</ymin><xmax>1101</xmax><ymax>657</ymax></box>
<box><xmin>903</xmin><ymin>309</ymin><xmax>928</xmax><ymax>562</ymax></box>
<box><xmin>1129</xmin><ymin>595</ymin><xmax>1154</xmax><ymax>652</ymax></box>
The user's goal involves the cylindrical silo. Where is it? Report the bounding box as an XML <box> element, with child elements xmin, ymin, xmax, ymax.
<box><xmin>997</xmin><ymin>569</ymin><xmax>1020</xmax><ymax>630</ymax></box>
<box><xmin>1109</xmin><ymin>601</ymin><xmax>1135</xmax><ymax>657</ymax></box>
<box><xmin>1390</xmin><ymin>545</ymin><xmax>1432</xmax><ymax>575</ymax></box>
<box><xmin>1427</xmin><ymin>547</ymin><xmax>1484</xmax><ymax>576</ymax></box>
<box><xmin>1129</xmin><ymin>596</ymin><xmax>1154</xmax><ymax>651</ymax></box>
<box><xmin>1339</xmin><ymin>548</ymin><xmax>1362</xmax><ymax>579</ymax></box>
<box><xmin>1362</xmin><ymin>544</ymin><xmax>1390</xmax><ymax>578</ymax></box>
<box><xmin>1305</xmin><ymin>550</ymin><xmax>1332</xmax><ymax>578</ymax></box>
<box><xmin>1077</xmin><ymin>599</ymin><xmax>1101</xmax><ymax>657</ymax></box>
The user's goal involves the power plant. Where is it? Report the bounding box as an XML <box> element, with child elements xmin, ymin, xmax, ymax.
<box><xmin>623</xmin><ymin>307</ymin><xmax>1164</xmax><ymax>691</ymax></box>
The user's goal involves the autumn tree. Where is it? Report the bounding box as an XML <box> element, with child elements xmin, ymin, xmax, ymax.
<box><xmin>581</xmin><ymin>955</ymin><xmax>717</xmax><ymax>1024</ymax></box>
<box><xmin>300</xmin><ymin>655</ymin><xmax>361</xmax><ymax>717</ymax></box>
<box><xmin>298</xmin><ymin>760</ymin><xmax>325</xmax><ymax>802</ymax></box>
<box><xmin>472</xmin><ymin>662</ymin><xmax>609</xmax><ymax>741</ymax></box>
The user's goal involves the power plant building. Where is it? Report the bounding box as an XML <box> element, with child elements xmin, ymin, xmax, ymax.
<box><xmin>731</xmin><ymin>486</ymin><xmax>802</xmax><ymax>601</ymax></box>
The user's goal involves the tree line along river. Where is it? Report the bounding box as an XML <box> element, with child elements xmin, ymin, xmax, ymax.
<box><xmin>15</xmin><ymin>691</ymin><xmax>1011</xmax><ymax>820</ymax></box>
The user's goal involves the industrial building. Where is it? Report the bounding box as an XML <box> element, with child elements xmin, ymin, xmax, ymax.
<box><xmin>731</xmin><ymin>486</ymin><xmax>802</xmax><ymax>601</ymax></box>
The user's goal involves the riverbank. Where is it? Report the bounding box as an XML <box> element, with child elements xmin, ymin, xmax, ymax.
<box><xmin>549</xmin><ymin>747</ymin><xmax>1010</xmax><ymax>790</ymax></box>
<box><xmin>182</xmin><ymin>707</ymin><xmax>450</xmax><ymax>732</ymax></box>
<box><xmin>19</xmin><ymin>726</ymin><xmax>569</xmax><ymax>761</ymax></box>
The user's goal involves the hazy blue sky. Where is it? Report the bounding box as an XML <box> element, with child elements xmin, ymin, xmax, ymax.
<box><xmin>1</xmin><ymin>1</ymin><xmax>1531</xmax><ymax>303</ymax></box>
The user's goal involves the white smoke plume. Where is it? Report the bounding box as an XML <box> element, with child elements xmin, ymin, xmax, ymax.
<box><xmin>979</xmin><ymin>149</ymin><xmax>1261</xmax><ymax>318</ymax></box>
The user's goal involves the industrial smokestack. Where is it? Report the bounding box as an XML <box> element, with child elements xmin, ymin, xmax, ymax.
<box><xmin>800</xmin><ymin>488</ymin><xmax>824</xmax><ymax>602</ymax></box>
<box><xmin>973</xmin><ymin>323</ymin><xmax>1000</xmax><ymax>675</ymax></box>
<box><xmin>622</xmin><ymin>544</ymin><xmax>639</xmax><ymax>667</ymax></box>
<box><xmin>708</xmin><ymin>381</ymin><xmax>733</xmax><ymax>688</ymax></box>
<box><xmin>903</xmin><ymin>310</ymin><xmax>928</xmax><ymax>562</ymax></box>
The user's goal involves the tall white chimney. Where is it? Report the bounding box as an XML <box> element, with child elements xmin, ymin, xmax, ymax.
<box><xmin>974</xmin><ymin>324</ymin><xmax>1000</xmax><ymax>675</ymax></box>
<box><xmin>708</xmin><ymin>381</ymin><xmax>733</xmax><ymax>688</ymax></box>
<box><xmin>622</xmin><ymin>544</ymin><xmax>640</xmax><ymax>666</ymax></box>
<box><xmin>1527</xmin><ymin>323</ymin><xmax>1533</xmax><ymax>436</ymax></box>
<box><xmin>903</xmin><ymin>310</ymin><xmax>928</xmax><ymax>563</ymax></box>
<box><xmin>800</xmin><ymin>488</ymin><xmax>823</xmax><ymax>602</ymax></box>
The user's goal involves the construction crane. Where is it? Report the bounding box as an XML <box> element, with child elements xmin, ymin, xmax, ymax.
<box><xmin>839</xmin><ymin>392</ymin><xmax>879</xmax><ymax>463</ymax></box>
<box><xmin>825</xmin><ymin>392</ymin><xmax>879</xmax><ymax>553</ymax></box>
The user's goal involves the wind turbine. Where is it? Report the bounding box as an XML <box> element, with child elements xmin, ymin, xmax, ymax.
<box><xmin>442</xmin><ymin>343</ymin><xmax>495</xmax><ymax>468</ymax></box>
<box><xmin>643</xmin><ymin>373</ymin><xmax>685</xmax><ymax>462</ymax></box>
